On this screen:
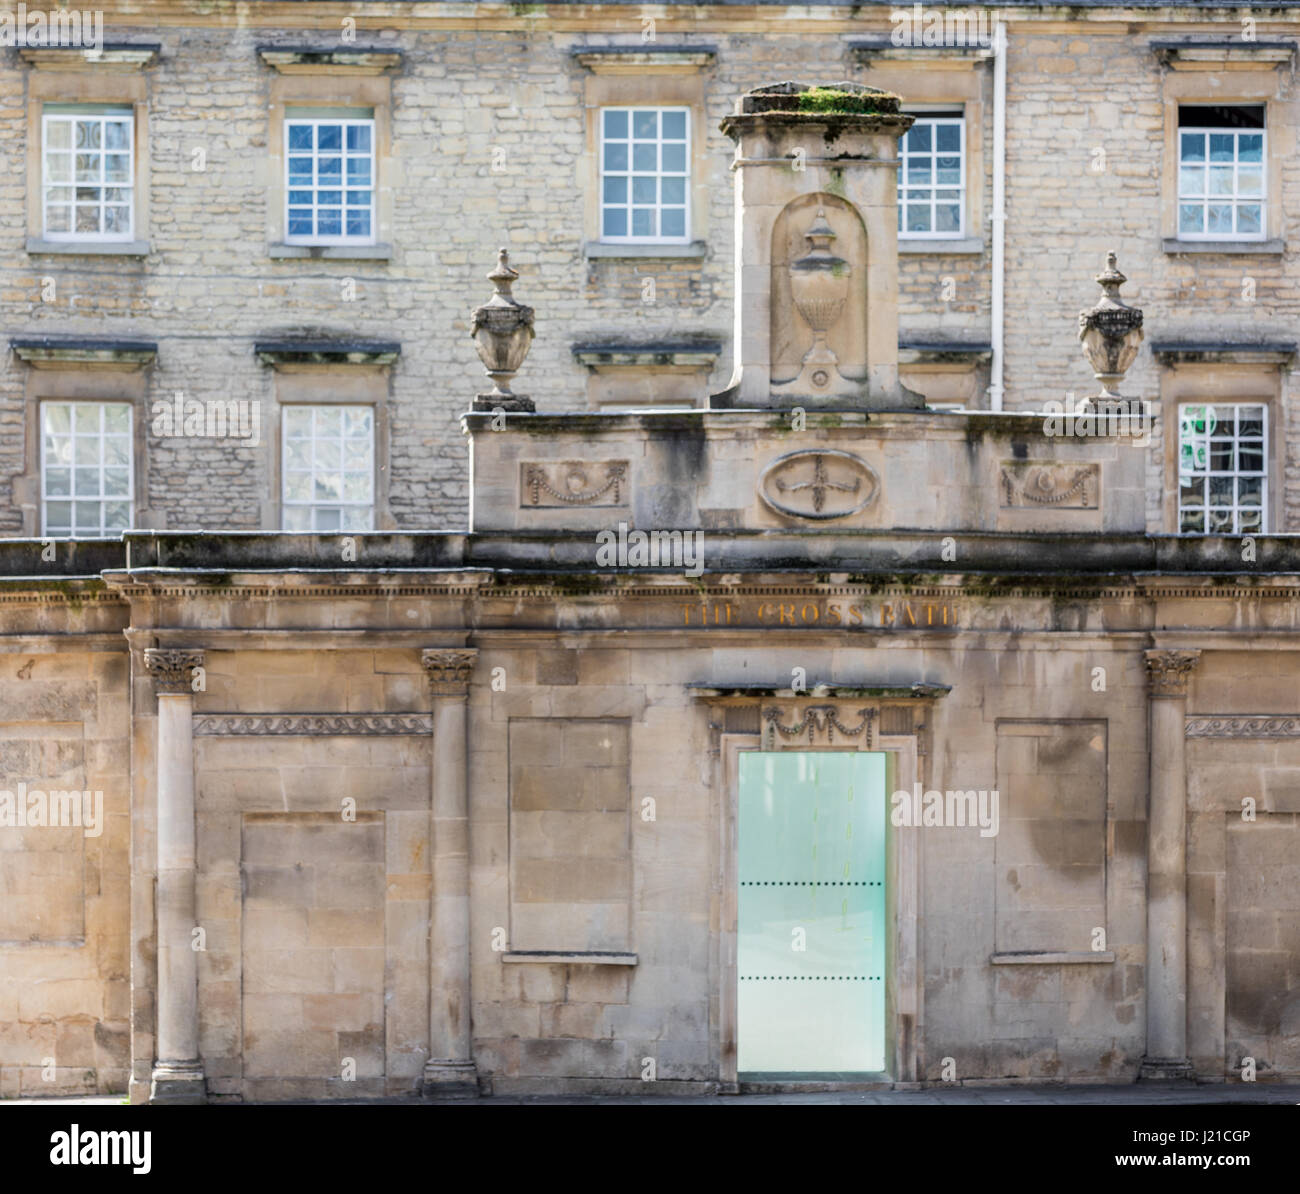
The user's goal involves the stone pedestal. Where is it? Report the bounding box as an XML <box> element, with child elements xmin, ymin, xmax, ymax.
<box><xmin>143</xmin><ymin>648</ymin><xmax>207</xmax><ymax>1105</ymax></box>
<box><xmin>420</xmin><ymin>649</ymin><xmax>479</xmax><ymax>1097</ymax></box>
<box><xmin>715</xmin><ymin>82</ymin><xmax>923</xmax><ymax>411</ymax></box>
<box><xmin>1139</xmin><ymin>648</ymin><xmax>1200</xmax><ymax>1082</ymax></box>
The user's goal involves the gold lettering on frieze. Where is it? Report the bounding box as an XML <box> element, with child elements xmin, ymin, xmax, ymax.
<box><xmin>679</xmin><ymin>600</ymin><xmax>955</xmax><ymax>629</ymax></box>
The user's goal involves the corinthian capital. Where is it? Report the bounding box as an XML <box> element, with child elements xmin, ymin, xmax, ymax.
<box><xmin>144</xmin><ymin>648</ymin><xmax>205</xmax><ymax>695</ymax></box>
<box><xmin>1144</xmin><ymin>649</ymin><xmax>1201</xmax><ymax>699</ymax></box>
<box><xmin>422</xmin><ymin>648</ymin><xmax>478</xmax><ymax>696</ymax></box>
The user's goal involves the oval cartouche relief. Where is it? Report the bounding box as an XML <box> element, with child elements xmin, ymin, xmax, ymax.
<box><xmin>757</xmin><ymin>449</ymin><xmax>880</xmax><ymax>521</ymax></box>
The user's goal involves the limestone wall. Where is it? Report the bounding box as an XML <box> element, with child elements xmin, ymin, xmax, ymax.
<box><xmin>4</xmin><ymin>7</ymin><xmax>1298</xmax><ymax>531</ymax></box>
<box><xmin>0</xmin><ymin>594</ymin><xmax>131</xmax><ymax>1096</ymax></box>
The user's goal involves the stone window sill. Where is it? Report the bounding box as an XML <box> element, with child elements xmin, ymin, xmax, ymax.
<box><xmin>27</xmin><ymin>238</ymin><xmax>149</xmax><ymax>257</ymax></box>
<box><xmin>991</xmin><ymin>951</ymin><xmax>1115</xmax><ymax>965</ymax></box>
<box><xmin>501</xmin><ymin>950</ymin><xmax>638</xmax><ymax>966</ymax></box>
<box><xmin>899</xmin><ymin>237</ymin><xmax>983</xmax><ymax>255</ymax></box>
<box><xmin>269</xmin><ymin>242</ymin><xmax>392</xmax><ymax>261</ymax></box>
<box><xmin>1162</xmin><ymin>238</ymin><xmax>1284</xmax><ymax>256</ymax></box>
<box><xmin>585</xmin><ymin>240</ymin><xmax>707</xmax><ymax>260</ymax></box>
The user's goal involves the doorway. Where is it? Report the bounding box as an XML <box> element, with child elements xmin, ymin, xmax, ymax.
<box><xmin>737</xmin><ymin>751</ymin><xmax>887</xmax><ymax>1074</ymax></box>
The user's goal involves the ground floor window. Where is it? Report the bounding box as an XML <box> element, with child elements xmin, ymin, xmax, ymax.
<box><xmin>41</xmin><ymin>401</ymin><xmax>133</xmax><ymax>537</ymax></box>
<box><xmin>1177</xmin><ymin>403</ymin><xmax>1267</xmax><ymax>534</ymax></box>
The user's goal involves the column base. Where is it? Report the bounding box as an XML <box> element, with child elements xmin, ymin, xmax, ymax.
<box><xmin>1138</xmin><ymin>1057</ymin><xmax>1195</xmax><ymax>1082</ymax></box>
<box><xmin>422</xmin><ymin>1059</ymin><xmax>479</xmax><ymax>1099</ymax></box>
<box><xmin>149</xmin><ymin>1060</ymin><xmax>207</xmax><ymax>1104</ymax></box>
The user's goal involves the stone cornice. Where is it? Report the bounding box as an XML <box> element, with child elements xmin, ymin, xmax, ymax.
<box><xmin>1150</xmin><ymin>38</ymin><xmax>1297</xmax><ymax>70</ymax></box>
<box><xmin>254</xmin><ymin>339</ymin><xmax>401</xmax><ymax>367</ymax></box>
<box><xmin>19</xmin><ymin>44</ymin><xmax>160</xmax><ymax>71</ymax></box>
<box><xmin>256</xmin><ymin>46</ymin><xmax>403</xmax><ymax>74</ymax></box>
<box><xmin>572</xmin><ymin>45</ymin><xmax>717</xmax><ymax>74</ymax></box>
<box><xmin>10</xmin><ymin>335</ymin><xmax>158</xmax><ymax>368</ymax></box>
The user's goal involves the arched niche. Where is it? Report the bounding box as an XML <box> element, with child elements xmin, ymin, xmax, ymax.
<box><xmin>769</xmin><ymin>192</ymin><xmax>869</xmax><ymax>391</ymax></box>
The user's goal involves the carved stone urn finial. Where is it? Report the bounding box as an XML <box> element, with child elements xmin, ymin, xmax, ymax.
<box><xmin>470</xmin><ymin>247</ymin><xmax>535</xmax><ymax>412</ymax></box>
<box><xmin>1078</xmin><ymin>251</ymin><xmax>1143</xmax><ymax>402</ymax></box>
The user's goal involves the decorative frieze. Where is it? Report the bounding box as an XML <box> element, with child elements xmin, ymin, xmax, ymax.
<box><xmin>143</xmin><ymin>649</ymin><xmax>205</xmax><ymax>695</ymax></box>
<box><xmin>521</xmin><ymin>461</ymin><xmax>628</xmax><ymax>508</ymax></box>
<box><xmin>421</xmin><ymin>648</ymin><xmax>478</xmax><ymax>696</ymax></box>
<box><xmin>1186</xmin><ymin>715</ymin><xmax>1300</xmax><ymax>739</ymax></box>
<box><xmin>193</xmin><ymin>713</ymin><xmax>433</xmax><ymax>736</ymax></box>
<box><xmin>1144</xmin><ymin>649</ymin><xmax>1201</xmax><ymax>698</ymax></box>
<box><xmin>761</xmin><ymin>704</ymin><xmax>877</xmax><ymax>749</ymax></box>
<box><xmin>1000</xmin><ymin>462</ymin><xmax>1099</xmax><ymax>509</ymax></box>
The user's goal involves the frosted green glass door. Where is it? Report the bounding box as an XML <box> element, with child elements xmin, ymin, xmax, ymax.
<box><xmin>737</xmin><ymin>751</ymin><xmax>886</xmax><ymax>1073</ymax></box>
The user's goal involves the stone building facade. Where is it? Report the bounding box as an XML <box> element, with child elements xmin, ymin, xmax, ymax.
<box><xmin>1</xmin><ymin>4</ymin><xmax>1300</xmax><ymax>1102</ymax></box>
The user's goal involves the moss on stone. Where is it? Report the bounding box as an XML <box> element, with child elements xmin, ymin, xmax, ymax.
<box><xmin>796</xmin><ymin>86</ymin><xmax>901</xmax><ymax>117</ymax></box>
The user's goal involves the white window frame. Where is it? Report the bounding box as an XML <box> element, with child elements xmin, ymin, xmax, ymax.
<box><xmin>1176</xmin><ymin>109</ymin><xmax>1266</xmax><ymax>242</ymax></box>
<box><xmin>898</xmin><ymin>112</ymin><xmax>966</xmax><ymax>240</ymax></box>
<box><xmin>41</xmin><ymin>107</ymin><xmax>134</xmax><ymax>242</ymax></box>
<box><xmin>598</xmin><ymin>105</ymin><xmax>691</xmax><ymax>245</ymax></box>
<box><xmin>284</xmin><ymin>115</ymin><xmax>377</xmax><ymax>246</ymax></box>
<box><xmin>1177</xmin><ymin>402</ymin><xmax>1268</xmax><ymax>534</ymax></box>
<box><xmin>40</xmin><ymin>401</ymin><xmax>134</xmax><ymax>538</ymax></box>
<box><xmin>280</xmin><ymin>404</ymin><xmax>375</xmax><ymax>531</ymax></box>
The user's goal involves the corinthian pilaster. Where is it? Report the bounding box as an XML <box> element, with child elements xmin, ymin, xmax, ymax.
<box><xmin>1140</xmin><ymin>648</ymin><xmax>1201</xmax><ymax>1081</ymax></box>
<box><xmin>420</xmin><ymin>648</ymin><xmax>478</xmax><ymax>1096</ymax></box>
<box><xmin>143</xmin><ymin>647</ymin><xmax>206</xmax><ymax>1104</ymax></box>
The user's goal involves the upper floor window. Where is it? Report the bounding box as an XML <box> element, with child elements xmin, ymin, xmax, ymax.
<box><xmin>41</xmin><ymin>401</ymin><xmax>133</xmax><ymax>537</ymax></box>
<box><xmin>1178</xmin><ymin>402</ymin><xmax>1267</xmax><ymax>533</ymax></box>
<box><xmin>42</xmin><ymin>105</ymin><xmax>133</xmax><ymax>241</ymax></box>
<box><xmin>599</xmin><ymin>107</ymin><xmax>689</xmax><ymax>243</ymax></box>
<box><xmin>1177</xmin><ymin>105</ymin><xmax>1265</xmax><ymax>241</ymax></box>
<box><xmin>285</xmin><ymin>111</ymin><xmax>375</xmax><ymax>244</ymax></box>
<box><xmin>898</xmin><ymin>112</ymin><xmax>964</xmax><ymax>238</ymax></box>
<box><xmin>282</xmin><ymin>404</ymin><xmax>374</xmax><ymax>531</ymax></box>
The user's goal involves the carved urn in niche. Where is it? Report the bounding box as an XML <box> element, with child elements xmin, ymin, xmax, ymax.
<box><xmin>782</xmin><ymin>207</ymin><xmax>856</xmax><ymax>397</ymax></box>
<box><xmin>470</xmin><ymin>247</ymin><xmax>535</xmax><ymax>412</ymax></box>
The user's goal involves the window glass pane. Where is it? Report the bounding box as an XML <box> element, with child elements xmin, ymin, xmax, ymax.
<box><xmin>661</xmin><ymin>110</ymin><xmax>686</xmax><ymax>140</ymax></box>
<box><xmin>661</xmin><ymin>143</ymin><xmax>686</xmax><ymax>173</ymax></box>
<box><xmin>603</xmin><ymin>109</ymin><xmax>627</xmax><ymax>139</ymax></box>
<box><xmin>632</xmin><ymin>110</ymin><xmax>657</xmax><ymax>139</ymax></box>
<box><xmin>660</xmin><ymin>208</ymin><xmax>685</xmax><ymax>238</ymax></box>
<box><xmin>632</xmin><ymin>143</ymin><xmax>657</xmax><ymax>172</ymax></box>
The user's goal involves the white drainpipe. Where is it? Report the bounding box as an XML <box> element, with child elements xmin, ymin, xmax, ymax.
<box><xmin>989</xmin><ymin>20</ymin><xmax>1007</xmax><ymax>411</ymax></box>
